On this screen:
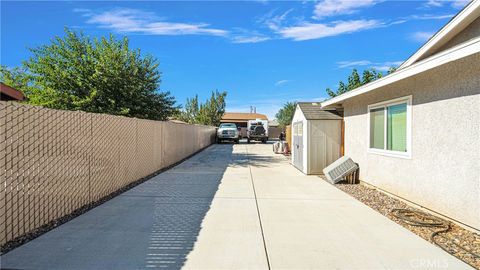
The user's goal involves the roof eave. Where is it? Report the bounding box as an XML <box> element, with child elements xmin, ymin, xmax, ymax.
<box><xmin>398</xmin><ymin>0</ymin><xmax>480</xmax><ymax>69</ymax></box>
<box><xmin>321</xmin><ymin>37</ymin><xmax>480</xmax><ymax>107</ymax></box>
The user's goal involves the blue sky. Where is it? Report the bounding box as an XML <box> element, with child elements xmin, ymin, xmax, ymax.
<box><xmin>1</xmin><ymin>0</ymin><xmax>470</xmax><ymax>118</ymax></box>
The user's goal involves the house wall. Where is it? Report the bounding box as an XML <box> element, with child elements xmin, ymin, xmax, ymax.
<box><xmin>342</xmin><ymin>53</ymin><xmax>480</xmax><ymax>229</ymax></box>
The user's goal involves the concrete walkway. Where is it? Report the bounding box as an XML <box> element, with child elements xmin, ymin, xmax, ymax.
<box><xmin>1</xmin><ymin>143</ymin><xmax>471</xmax><ymax>269</ymax></box>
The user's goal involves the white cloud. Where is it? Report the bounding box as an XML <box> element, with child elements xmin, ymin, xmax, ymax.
<box><xmin>425</xmin><ymin>0</ymin><xmax>443</xmax><ymax>7</ymax></box>
<box><xmin>275</xmin><ymin>80</ymin><xmax>290</xmax><ymax>86</ymax></box>
<box><xmin>229</xmin><ymin>28</ymin><xmax>271</xmax><ymax>43</ymax></box>
<box><xmin>231</xmin><ymin>35</ymin><xmax>271</xmax><ymax>43</ymax></box>
<box><xmin>371</xmin><ymin>61</ymin><xmax>403</xmax><ymax>71</ymax></box>
<box><xmin>253</xmin><ymin>0</ymin><xmax>269</xmax><ymax>5</ymax></box>
<box><xmin>408</xmin><ymin>14</ymin><xmax>454</xmax><ymax>20</ymax></box>
<box><xmin>337</xmin><ymin>60</ymin><xmax>403</xmax><ymax>71</ymax></box>
<box><xmin>278</xmin><ymin>19</ymin><xmax>382</xmax><ymax>41</ymax></box>
<box><xmin>410</xmin><ymin>31</ymin><xmax>435</xmax><ymax>42</ymax></box>
<box><xmin>336</xmin><ymin>60</ymin><xmax>372</xmax><ymax>68</ymax></box>
<box><xmin>73</xmin><ymin>8</ymin><xmax>93</xmax><ymax>15</ymax></box>
<box><xmin>80</xmin><ymin>8</ymin><xmax>228</xmax><ymax>36</ymax></box>
<box><xmin>259</xmin><ymin>4</ymin><xmax>452</xmax><ymax>43</ymax></box>
<box><xmin>389</xmin><ymin>13</ymin><xmax>452</xmax><ymax>27</ymax></box>
<box><xmin>78</xmin><ymin>8</ymin><xmax>273</xmax><ymax>43</ymax></box>
<box><xmin>313</xmin><ymin>0</ymin><xmax>380</xmax><ymax>19</ymax></box>
<box><xmin>258</xmin><ymin>9</ymin><xmax>294</xmax><ymax>31</ymax></box>
<box><xmin>451</xmin><ymin>0</ymin><xmax>471</xmax><ymax>8</ymax></box>
<box><xmin>424</xmin><ymin>0</ymin><xmax>471</xmax><ymax>9</ymax></box>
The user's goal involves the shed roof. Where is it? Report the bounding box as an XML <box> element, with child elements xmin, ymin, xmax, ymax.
<box><xmin>297</xmin><ymin>102</ymin><xmax>342</xmax><ymax>120</ymax></box>
<box><xmin>221</xmin><ymin>112</ymin><xmax>268</xmax><ymax>122</ymax></box>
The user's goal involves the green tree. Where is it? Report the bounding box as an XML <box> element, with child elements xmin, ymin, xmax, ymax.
<box><xmin>4</xmin><ymin>29</ymin><xmax>177</xmax><ymax>120</ymax></box>
<box><xmin>387</xmin><ymin>67</ymin><xmax>397</xmax><ymax>74</ymax></box>
<box><xmin>347</xmin><ymin>69</ymin><xmax>362</xmax><ymax>91</ymax></box>
<box><xmin>179</xmin><ymin>90</ymin><xmax>227</xmax><ymax>126</ymax></box>
<box><xmin>326</xmin><ymin>87</ymin><xmax>336</xmax><ymax>98</ymax></box>
<box><xmin>325</xmin><ymin>66</ymin><xmax>396</xmax><ymax>98</ymax></box>
<box><xmin>275</xmin><ymin>101</ymin><xmax>297</xmax><ymax>127</ymax></box>
<box><xmin>1</xmin><ymin>66</ymin><xmax>32</xmax><ymax>91</ymax></box>
<box><xmin>362</xmin><ymin>69</ymin><xmax>382</xmax><ymax>85</ymax></box>
<box><xmin>197</xmin><ymin>90</ymin><xmax>227</xmax><ymax>126</ymax></box>
<box><xmin>178</xmin><ymin>95</ymin><xmax>200</xmax><ymax>124</ymax></box>
<box><xmin>0</xmin><ymin>66</ymin><xmax>57</xmax><ymax>105</ymax></box>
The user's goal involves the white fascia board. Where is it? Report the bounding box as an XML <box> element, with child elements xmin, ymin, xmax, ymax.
<box><xmin>321</xmin><ymin>38</ymin><xmax>480</xmax><ymax>107</ymax></box>
<box><xmin>399</xmin><ymin>0</ymin><xmax>480</xmax><ymax>69</ymax></box>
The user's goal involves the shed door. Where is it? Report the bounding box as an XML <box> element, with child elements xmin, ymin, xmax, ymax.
<box><xmin>293</xmin><ymin>121</ymin><xmax>303</xmax><ymax>171</ymax></box>
<box><xmin>309</xmin><ymin>120</ymin><xmax>342</xmax><ymax>174</ymax></box>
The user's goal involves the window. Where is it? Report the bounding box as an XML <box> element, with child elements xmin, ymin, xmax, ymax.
<box><xmin>368</xmin><ymin>96</ymin><xmax>411</xmax><ymax>158</ymax></box>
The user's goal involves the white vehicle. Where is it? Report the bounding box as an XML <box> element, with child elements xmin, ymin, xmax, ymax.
<box><xmin>217</xmin><ymin>123</ymin><xmax>240</xmax><ymax>144</ymax></box>
<box><xmin>247</xmin><ymin>119</ymin><xmax>269</xmax><ymax>143</ymax></box>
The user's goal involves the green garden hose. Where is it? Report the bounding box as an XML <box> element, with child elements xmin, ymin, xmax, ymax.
<box><xmin>391</xmin><ymin>208</ymin><xmax>479</xmax><ymax>269</ymax></box>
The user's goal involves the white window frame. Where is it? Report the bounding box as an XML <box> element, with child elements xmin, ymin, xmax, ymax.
<box><xmin>367</xmin><ymin>95</ymin><xmax>412</xmax><ymax>159</ymax></box>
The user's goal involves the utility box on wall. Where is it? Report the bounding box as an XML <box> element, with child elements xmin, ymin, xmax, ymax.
<box><xmin>291</xmin><ymin>102</ymin><xmax>343</xmax><ymax>175</ymax></box>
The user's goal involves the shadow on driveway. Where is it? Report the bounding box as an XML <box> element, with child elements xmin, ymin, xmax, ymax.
<box><xmin>1</xmin><ymin>144</ymin><xmax>240</xmax><ymax>270</ymax></box>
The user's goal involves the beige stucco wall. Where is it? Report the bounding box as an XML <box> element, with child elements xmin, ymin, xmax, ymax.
<box><xmin>342</xmin><ymin>53</ymin><xmax>480</xmax><ymax>229</ymax></box>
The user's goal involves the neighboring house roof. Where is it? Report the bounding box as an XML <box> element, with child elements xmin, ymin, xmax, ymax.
<box><xmin>399</xmin><ymin>0</ymin><xmax>480</xmax><ymax>69</ymax></box>
<box><xmin>322</xmin><ymin>1</ymin><xmax>480</xmax><ymax>107</ymax></box>
<box><xmin>221</xmin><ymin>112</ymin><xmax>268</xmax><ymax>122</ymax></box>
<box><xmin>297</xmin><ymin>102</ymin><xmax>342</xmax><ymax>120</ymax></box>
<box><xmin>269</xmin><ymin>120</ymin><xmax>279</xmax><ymax>127</ymax></box>
<box><xmin>0</xmin><ymin>83</ymin><xmax>25</xmax><ymax>101</ymax></box>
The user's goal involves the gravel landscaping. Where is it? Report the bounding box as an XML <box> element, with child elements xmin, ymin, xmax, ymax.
<box><xmin>324</xmin><ymin>178</ymin><xmax>480</xmax><ymax>269</ymax></box>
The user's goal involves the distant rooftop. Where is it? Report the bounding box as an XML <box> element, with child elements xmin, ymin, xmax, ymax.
<box><xmin>1</xmin><ymin>83</ymin><xmax>25</xmax><ymax>101</ymax></box>
<box><xmin>221</xmin><ymin>112</ymin><xmax>268</xmax><ymax>122</ymax></box>
<box><xmin>268</xmin><ymin>119</ymin><xmax>279</xmax><ymax>127</ymax></box>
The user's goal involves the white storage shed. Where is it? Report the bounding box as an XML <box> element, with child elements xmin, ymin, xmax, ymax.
<box><xmin>291</xmin><ymin>102</ymin><xmax>343</xmax><ymax>174</ymax></box>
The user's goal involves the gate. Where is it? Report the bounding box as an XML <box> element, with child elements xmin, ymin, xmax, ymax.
<box><xmin>293</xmin><ymin>121</ymin><xmax>303</xmax><ymax>171</ymax></box>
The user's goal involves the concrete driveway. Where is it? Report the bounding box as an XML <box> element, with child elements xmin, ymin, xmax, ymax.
<box><xmin>1</xmin><ymin>143</ymin><xmax>471</xmax><ymax>269</ymax></box>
